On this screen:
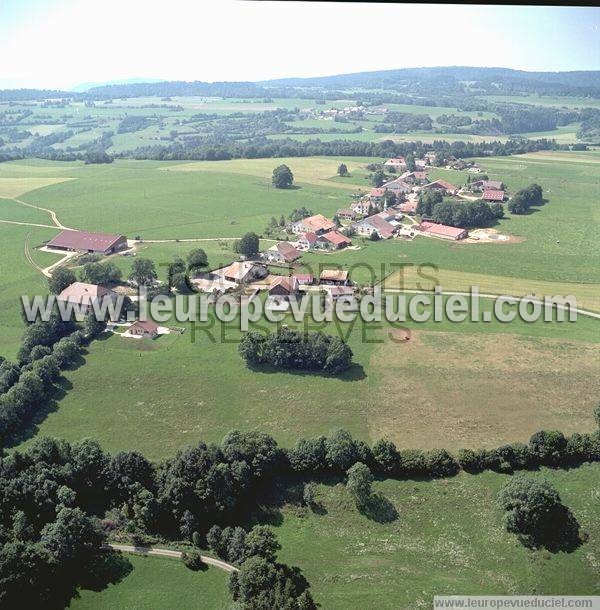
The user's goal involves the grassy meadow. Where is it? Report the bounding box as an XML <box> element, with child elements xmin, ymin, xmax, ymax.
<box><xmin>271</xmin><ymin>464</ymin><xmax>600</xmax><ymax>609</ymax></box>
<box><xmin>70</xmin><ymin>554</ymin><xmax>230</xmax><ymax>610</ymax></box>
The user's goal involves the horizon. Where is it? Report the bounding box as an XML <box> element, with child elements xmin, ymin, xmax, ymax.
<box><xmin>0</xmin><ymin>1</ymin><xmax>598</xmax><ymax>89</ymax></box>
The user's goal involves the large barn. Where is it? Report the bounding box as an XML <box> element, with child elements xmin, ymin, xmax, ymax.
<box><xmin>46</xmin><ymin>230</ymin><xmax>127</xmax><ymax>254</ymax></box>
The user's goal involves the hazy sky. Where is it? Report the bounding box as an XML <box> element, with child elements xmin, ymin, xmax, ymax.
<box><xmin>1</xmin><ymin>1</ymin><xmax>598</xmax><ymax>89</ymax></box>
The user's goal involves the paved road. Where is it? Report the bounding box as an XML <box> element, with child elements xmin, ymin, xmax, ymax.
<box><xmin>103</xmin><ymin>543</ymin><xmax>239</xmax><ymax>573</ymax></box>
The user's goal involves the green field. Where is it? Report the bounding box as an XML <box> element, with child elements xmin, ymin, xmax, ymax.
<box><xmin>0</xmin><ymin>149</ymin><xmax>599</xmax><ymax>609</ymax></box>
<box><xmin>272</xmin><ymin>464</ymin><xmax>600</xmax><ymax>609</ymax></box>
<box><xmin>70</xmin><ymin>554</ymin><xmax>230</xmax><ymax>610</ymax></box>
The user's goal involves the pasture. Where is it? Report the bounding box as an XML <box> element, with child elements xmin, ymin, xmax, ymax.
<box><xmin>1</xmin><ymin>151</ymin><xmax>598</xmax><ymax>456</ymax></box>
<box><xmin>70</xmin><ymin>554</ymin><xmax>230</xmax><ymax>610</ymax></box>
<box><xmin>272</xmin><ymin>464</ymin><xmax>600</xmax><ymax>609</ymax></box>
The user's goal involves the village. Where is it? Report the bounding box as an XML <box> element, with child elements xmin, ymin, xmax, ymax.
<box><xmin>40</xmin><ymin>153</ymin><xmax>512</xmax><ymax>336</ymax></box>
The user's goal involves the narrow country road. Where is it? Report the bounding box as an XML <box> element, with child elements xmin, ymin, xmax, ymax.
<box><xmin>10</xmin><ymin>196</ymin><xmax>73</xmax><ymax>230</ymax></box>
<box><xmin>103</xmin><ymin>543</ymin><xmax>239</xmax><ymax>573</ymax></box>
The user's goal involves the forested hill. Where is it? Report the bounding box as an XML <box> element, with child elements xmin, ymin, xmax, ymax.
<box><xmin>2</xmin><ymin>67</ymin><xmax>600</xmax><ymax>101</ymax></box>
<box><xmin>261</xmin><ymin>66</ymin><xmax>600</xmax><ymax>96</ymax></box>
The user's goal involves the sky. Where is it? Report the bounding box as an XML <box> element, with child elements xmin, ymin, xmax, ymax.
<box><xmin>0</xmin><ymin>1</ymin><xmax>598</xmax><ymax>90</ymax></box>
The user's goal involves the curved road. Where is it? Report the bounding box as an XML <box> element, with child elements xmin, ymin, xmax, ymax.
<box><xmin>103</xmin><ymin>543</ymin><xmax>239</xmax><ymax>573</ymax></box>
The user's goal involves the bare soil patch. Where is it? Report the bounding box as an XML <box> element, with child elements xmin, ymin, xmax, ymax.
<box><xmin>369</xmin><ymin>330</ymin><xmax>600</xmax><ymax>449</ymax></box>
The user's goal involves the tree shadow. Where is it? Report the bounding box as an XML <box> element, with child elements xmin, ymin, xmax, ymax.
<box><xmin>522</xmin><ymin>505</ymin><xmax>583</xmax><ymax>554</ymax></box>
<box><xmin>244</xmin><ymin>362</ymin><xmax>366</xmax><ymax>382</ymax></box>
<box><xmin>78</xmin><ymin>551</ymin><xmax>134</xmax><ymax>592</ymax></box>
<box><xmin>359</xmin><ymin>493</ymin><xmax>398</xmax><ymax>524</ymax></box>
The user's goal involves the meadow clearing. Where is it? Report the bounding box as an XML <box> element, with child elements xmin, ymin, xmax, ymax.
<box><xmin>70</xmin><ymin>554</ymin><xmax>230</xmax><ymax>610</ymax></box>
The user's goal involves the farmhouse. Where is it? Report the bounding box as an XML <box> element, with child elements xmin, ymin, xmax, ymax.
<box><xmin>293</xmin><ymin>273</ymin><xmax>313</xmax><ymax>286</ymax></box>
<box><xmin>471</xmin><ymin>180</ymin><xmax>503</xmax><ymax>191</ymax></box>
<box><xmin>268</xmin><ymin>276</ymin><xmax>299</xmax><ymax>299</ymax></box>
<box><xmin>324</xmin><ymin>285</ymin><xmax>356</xmax><ymax>303</ymax></box>
<box><xmin>400</xmin><ymin>171</ymin><xmax>428</xmax><ymax>185</ymax></box>
<box><xmin>336</xmin><ymin>208</ymin><xmax>357</xmax><ymax>221</ymax></box>
<box><xmin>215</xmin><ymin>261</ymin><xmax>265</xmax><ymax>284</ymax></box>
<box><xmin>353</xmin><ymin>213</ymin><xmax>397</xmax><ymax>239</ymax></box>
<box><xmin>265</xmin><ymin>241</ymin><xmax>302</xmax><ymax>263</ymax></box>
<box><xmin>384</xmin><ymin>157</ymin><xmax>406</xmax><ymax>169</ymax></box>
<box><xmin>368</xmin><ymin>188</ymin><xmax>386</xmax><ymax>203</ymax></box>
<box><xmin>297</xmin><ymin>231</ymin><xmax>318</xmax><ymax>251</ymax></box>
<box><xmin>319</xmin><ymin>269</ymin><xmax>349</xmax><ymax>285</ymax></box>
<box><xmin>381</xmin><ymin>178</ymin><xmax>412</xmax><ymax>195</ymax></box>
<box><xmin>422</xmin><ymin>180</ymin><xmax>459</xmax><ymax>195</ymax></box>
<box><xmin>398</xmin><ymin>200</ymin><xmax>418</xmax><ymax>214</ymax></box>
<box><xmin>316</xmin><ymin>230</ymin><xmax>351</xmax><ymax>250</ymax></box>
<box><xmin>57</xmin><ymin>282</ymin><xmax>118</xmax><ymax>313</ymax></box>
<box><xmin>418</xmin><ymin>221</ymin><xmax>468</xmax><ymax>241</ymax></box>
<box><xmin>128</xmin><ymin>319</ymin><xmax>159</xmax><ymax>339</ymax></box>
<box><xmin>291</xmin><ymin>214</ymin><xmax>336</xmax><ymax>235</ymax></box>
<box><xmin>352</xmin><ymin>199</ymin><xmax>373</xmax><ymax>216</ymax></box>
<box><xmin>482</xmin><ymin>189</ymin><xmax>505</xmax><ymax>202</ymax></box>
<box><xmin>47</xmin><ymin>230</ymin><xmax>127</xmax><ymax>255</ymax></box>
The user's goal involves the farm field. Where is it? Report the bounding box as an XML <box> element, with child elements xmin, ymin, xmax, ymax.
<box><xmin>272</xmin><ymin>464</ymin><xmax>600</xmax><ymax>610</ymax></box>
<box><xmin>70</xmin><ymin>554</ymin><xmax>230</xmax><ymax>610</ymax></box>
<box><xmin>16</xmin><ymin>308</ymin><xmax>600</xmax><ymax>460</ymax></box>
<box><xmin>0</xmin><ymin>151</ymin><xmax>597</xmax><ymax>455</ymax></box>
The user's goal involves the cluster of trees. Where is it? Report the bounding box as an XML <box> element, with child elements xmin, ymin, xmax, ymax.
<box><xmin>416</xmin><ymin>191</ymin><xmax>503</xmax><ymax>227</ymax></box>
<box><xmin>507</xmin><ymin>183</ymin><xmax>544</xmax><ymax>214</ymax></box>
<box><xmin>437</xmin><ymin>114</ymin><xmax>473</xmax><ymax>128</ymax></box>
<box><xmin>374</xmin><ymin>112</ymin><xmax>433</xmax><ymax>133</ymax></box>
<box><xmin>84</xmin><ymin>150</ymin><xmax>113</xmax><ymax>164</ymax></box>
<box><xmin>117</xmin><ymin>115</ymin><xmax>152</xmax><ymax>134</ymax></box>
<box><xmin>239</xmin><ymin>329</ymin><xmax>354</xmax><ymax>375</ymax></box>
<box><xmin>577</xmin><ymin>108</ymin><xmax>600</xmax><ymax>142</ymax></box>
<box><xmin>431</xmin><ymin>199</ymin><xmax>504</xmax><ymax>227</ymax></box>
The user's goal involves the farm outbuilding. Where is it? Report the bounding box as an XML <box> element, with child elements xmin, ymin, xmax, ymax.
<box><xmin>47</xmin><ymin>230</ymin><xmax>127</xmax><ymax>254</ymax></box>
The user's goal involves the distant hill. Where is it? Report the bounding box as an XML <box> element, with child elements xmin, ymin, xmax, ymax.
<box><xmin>1</xmin><ymin>67</ymin><xmax>599</xmax><ymax>102</ymax></box>
<box><xmin>70</xmin><ymin>77</ymin><xmax>166</xmax><ymax>92</ymax></box>
<box><xmin>258</xmin><ymin>66</ymin><xmax>600</xmax><ymax>87</ymax></box>
<box><xmin>85</xmin><ymin>80</ymin><xmax>269</xmax><ymax>99</ymax></box>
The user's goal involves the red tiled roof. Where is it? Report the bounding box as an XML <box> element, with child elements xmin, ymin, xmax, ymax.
<box><xmin>269</xmin><ymin>276</ymin><xmax>297</xmax><ymax>294</ymax></box>
<box><xmin>320</xmin><ymin>230</ymin><xmax>351</xmax><ymax>246</ymax></box>
<box><xmin>293</xmin><ymin>273</ymin><xmax>313</xmax><ymax>283</ymax></box>
<box><xmin>399</xmin><ymin>201</ymin><xmax>417</xmax><ymax>213</ymax></box>
<box><xmin>297</xmin><ymin>214</ymin><xmax>335</xmax><ymax>233</ymax></box>
<box><xmin>424</xmin><ymin>180</ymin><xmax>458</xmax><ymax>192</ymax></box>
<box><xmin>300</xmin><ymin>231</ymin><xmax>318</xmax><ymax>244</ymax></box>
<box><xmin>276</xmin><ymin>241</ymin><xmax>301</xmax><ymax>262</ymax></box>
<box><xmin>365</xmin><ymin>215</ymin><xmax>395</xmax><ymax>238</ymax></box>
<box><xmin>483</xmin><ymin>180</ymin><xmax>503</xmax><ymax>190</ymax></box>
<box><xmin>419</xmin><ymin>221</ymin><xmax>467</xmax><ymax>239</ymax></box>
<box><xmin>130</xmin><ymin>319</ymin><xmax>159</xmax><ymax>333</ymax></box>
<box><xmin>370</xmin><ymin>188</ymin><xmax>386</xmax><ymax>197</ymax></box>
<box><xmin>47</xmin><ymin>230</ymin><xmax>125</xmax><ymax>252</ymax></box>
<box><xmin>57</xmin><ymin>282</ymin><xmax>115</xmax><ymax>305</ymax></box>
<box><xmin>482</xmin><ymin>190</ymin><xmax>505</xmax><ymax>201</ymax></box>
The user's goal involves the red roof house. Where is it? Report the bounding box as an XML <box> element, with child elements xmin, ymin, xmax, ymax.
<box><xmin>482</xmin><ymin>189</ymin><xmax>505</xmax><ymax>202</ymax></box>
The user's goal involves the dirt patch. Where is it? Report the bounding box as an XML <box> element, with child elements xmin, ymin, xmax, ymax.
<box><xmin>466</xmin><ymin>228</ymin><xmax>524</xmax><ymax>244</ymax></box>
<box><xmin>369</xmin><ymin>330</ymin><xmax>600</xmax><ymax>450</ymax></box>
